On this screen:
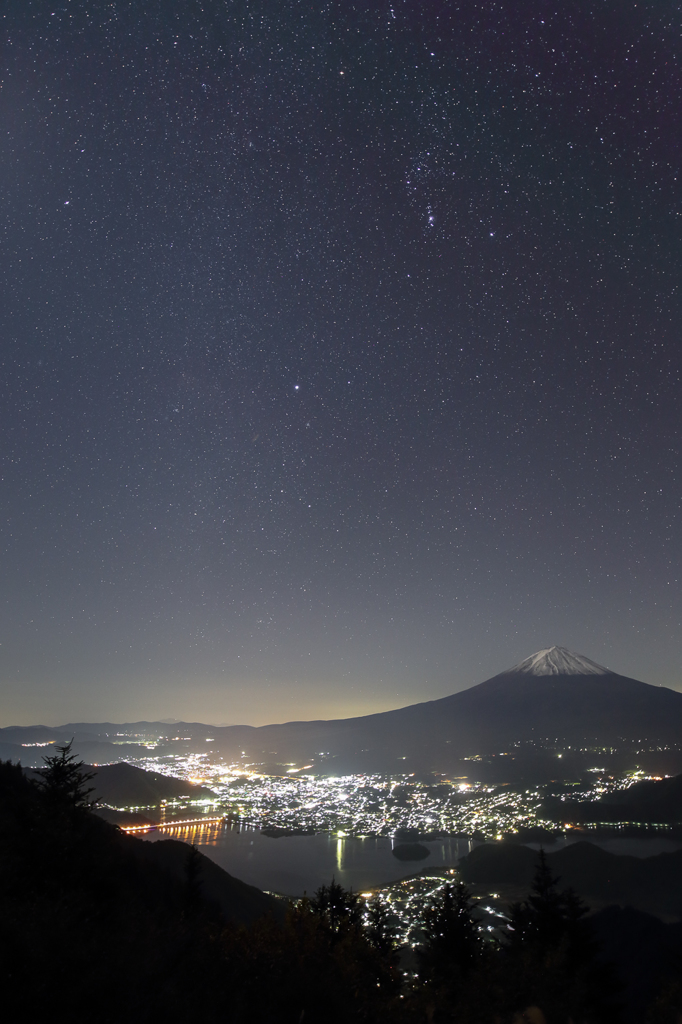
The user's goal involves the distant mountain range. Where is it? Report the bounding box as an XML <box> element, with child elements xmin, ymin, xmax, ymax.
<box><xmin>4</xmin><ymin>648</ymin><xmax>682</xmax><ymax>778</ymax></box>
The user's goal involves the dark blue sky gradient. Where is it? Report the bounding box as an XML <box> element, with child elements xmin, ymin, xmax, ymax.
<box><xmin>1</xmin><ymin>0</ymin><xmax>681</xmax><ymax>725</ymax></box>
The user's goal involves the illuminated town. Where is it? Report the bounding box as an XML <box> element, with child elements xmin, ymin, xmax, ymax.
<box><xmin>367</xmin><ymin>872</ymin><xmax>513</xmax><ymax>949</ymax></box>
<box><xmin>112</xmin><ymin>747</ymin><xmax>657</xmax><ymax>839</ymax></box>
<box><xmin>90</xmin><ymin>743</ymin><xmax>673</xmax><ymax>945</ymax></box>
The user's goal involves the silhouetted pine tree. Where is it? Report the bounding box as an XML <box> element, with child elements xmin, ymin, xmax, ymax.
<box><xmin>501</xmin><ymin>850</ymin><xmax>620</xmax><ymax>1024</ymax></box>
<box><xmin>310</xmin><ymin>876</ymin><xmax>362</xmax><ymax>933</ymax></box>
<box><xmin>366</xmin><ymin>894</ymin><xmax>398</xmax><ymax>958</ymax></box>
<box><xmin>419</xmin><ymin>881</ymin><xmax>483</xmax><ymax>986</ymax></box>
<box><xmin>220</xmin><ymin>893</ymin><xmax>405</xmax><ymax>1023</ymax></box>
<box><xmin>38</xmin><ymin>740</ymin><xmax>96</xmax><ymax>809</ymax></box>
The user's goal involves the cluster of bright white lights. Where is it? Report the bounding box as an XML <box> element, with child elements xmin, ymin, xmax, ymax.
<box><xmin>109</xmin><ymin>754</ymin><xmax>548</xmax><ymax>838</ymax></box>
<box><xmin>97</xmin><ymin>748</ymin><xmax>669</xmax><ymax>840</ymax></box>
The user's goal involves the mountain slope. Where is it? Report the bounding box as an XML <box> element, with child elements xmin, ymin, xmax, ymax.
<box><xmin>131</xmin><ymin>837</ymin><xmax>283</xmax><ymax>924</ymax></box>
<box><xmin>5</xmin><ymin>648</ymin><xmax>682</xmax><ymax>776</ymax></box>
<box><xmin>199</xmin><ymin>647</ymin><xmax>682</xmax><ymax>770</ymax></box>
<box><xmin>545</xmin><ymin>772</ymin><xmax>682</xmax><ymax>825</ymax></box>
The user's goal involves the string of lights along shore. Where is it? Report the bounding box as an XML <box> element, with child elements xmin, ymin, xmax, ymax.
<box><xmin>1</xmin><ymin>1</ymin><xmax>680</xmax><ymax>728</ymax></box>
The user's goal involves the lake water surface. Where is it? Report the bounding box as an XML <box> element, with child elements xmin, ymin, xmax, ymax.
<box><xmin>142</xmin><ymin>822</ymin><xmax>682</xmax><ymax>897</ymax></box>
<box><xmin>145</xmin><ymin>822</ymin><xmax>474</xmax><ymax>895</ymax></box>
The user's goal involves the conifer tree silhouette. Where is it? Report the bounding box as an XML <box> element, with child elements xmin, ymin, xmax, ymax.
<box><xmin>38</xmin><ymin>740</ymin><xmax>96</xmax><ymax>809</ymax></box>
<box><xmin>507</xmin><ymin>848</ymin><xmax>591</xmax><ymax>960</ymax></box>
<box><xmin>419</xmin><ymin>881</ymin><xmax>483</xmax><ymax>987</ymax></box>
<box><xmin>309</xmin><ymin>877</ymin><xmax>362</xmax><ymax>932</ymax></box>
<box><xmin>365</xmin><ymin>895</ymin><xmax>398</xmax><ymax>958</ymax></box>
<box><xmin>503</xmin><ymin>850</ymin><xmax>618</xmax><ymax>1023</ymax></box>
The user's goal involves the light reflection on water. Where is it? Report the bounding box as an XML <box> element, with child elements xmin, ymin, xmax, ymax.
<box><xmin>141</xmin><ymin>821</ymin><xmax>682</xmax><ymax>898</ymax></box>
<box><xmin>143</xmin><ymin>820</ymin><xmax>474</xmax><ymax>896</ymax></box>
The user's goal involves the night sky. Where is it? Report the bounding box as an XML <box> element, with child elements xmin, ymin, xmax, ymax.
<box><xmin>2</xmin><ymin>0</ymin><xmax>681</xmax><ymax>727</ymax></box>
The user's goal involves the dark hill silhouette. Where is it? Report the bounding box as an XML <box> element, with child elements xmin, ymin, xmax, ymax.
<box><xmin>5</xmin><ymin>648</ymin><xmax>682</xmax><ymax>776</ymax></box>
<box><xmin>545</xmin><ymin>771</ymin><xmax>682</xmax><ymax>825</ymax></box>
<box><xmin>24</xmin><ymin>761</ymin><xmax>216</xmax><ymax>806</ymax></box>
<box><xmin>88</xmin><ymin>761</ymin><xmax>216</xmax><ymax>805</ymax></box>
<box><xmin>590</xmin><ymin>907</ymin><xmax>682</xmax><ymax>1023</ymax></box>
<box><xmin>605</xmin><ymin>772</ymin><xmax>682</xmax><ymax>818</ymax></box>
<box><xmin>133</xmin><ymin>836</ymin><xmax>280</xmax><ymax>924</ymax></box>
<box><xmin>459</xmin><ymin>840</ymin><xmax>682</xmax><ymax>918</ymax></box>
<box><xmin>0</xmin><ymin>758</ymin><xmax>396</xmax><ymax>1024</ymax></box>
<box><xmin>9</xmin><ymin>764</ymin><xmax>275</xmax><ymax>926</ymax></box>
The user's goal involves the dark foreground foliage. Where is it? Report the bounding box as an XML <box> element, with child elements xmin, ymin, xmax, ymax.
<box><xmin>0</xmin><ymin>754</ymin><xmax>399</xmax><ymax>1024</ymax></box>
<box><xmin>1</xmin><ymin>754</ymin><xmax>681</xmax><ymax>1024</ymax></box>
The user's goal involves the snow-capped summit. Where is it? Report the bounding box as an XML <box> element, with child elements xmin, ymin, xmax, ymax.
<box><xmin>503</xmin><ymin>646</ymin><xmax>611</xmax><ymax>677</ymax></box>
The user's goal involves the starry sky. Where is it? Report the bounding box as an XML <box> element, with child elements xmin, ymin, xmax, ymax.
<box><xmin>2</xmin><ymin>0</ymin><xmax>681</xmax><ymax>727</ymax></box>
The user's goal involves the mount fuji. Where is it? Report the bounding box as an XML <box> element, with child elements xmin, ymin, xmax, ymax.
<box><xmin>4</xmin><ymin>648</ymin><xmax>682</xmax><ymax>779</ymax></box>
<box><xmin>210</xmin><ymin>645</ymin><xmax>682</xmax><ymax>775</ymax></box>
<box><xmin>501</xmin><ymin>646</ymin><xmax>611</xmax><ymax>676</ymax></box>
<box><xmin>179</xmin><ymin>643</ymin><xmax>675</xmax><ymax>765</ymax></box>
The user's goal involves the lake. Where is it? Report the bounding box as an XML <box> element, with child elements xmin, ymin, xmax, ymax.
<box><xmin>142</xmin><ymin>822</ymin><xmax>682</xmax><ymax>897</ymax></box>
<box><xmin>144</xmin><ymin>821</ymin><xmax>474</xmax><ymax>895</ymax></box>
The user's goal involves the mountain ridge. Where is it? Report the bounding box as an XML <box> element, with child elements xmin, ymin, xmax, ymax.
<box><xmin>4</xmin><ymin>649</ymin><xmax>682</xmax><ymax>776</ymax></box>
